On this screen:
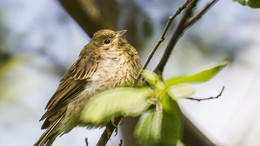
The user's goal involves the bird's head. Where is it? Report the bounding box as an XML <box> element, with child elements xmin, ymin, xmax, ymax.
<box><xmin>91</xmin><ymin>29</ymin><xmax>128</xmax><ymax>47</ymax></box>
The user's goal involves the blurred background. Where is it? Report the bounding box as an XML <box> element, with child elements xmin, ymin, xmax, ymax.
<box><xmin>1</xmin><ymin>0</ymin><xmax>260</xmax><ymax>145</ymax></box>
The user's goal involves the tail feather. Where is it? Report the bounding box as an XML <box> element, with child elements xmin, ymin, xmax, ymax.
<box><xmin>34</xmin><ymin>115</ymin><xmax>64</xmax><ymax>146</ymax></box>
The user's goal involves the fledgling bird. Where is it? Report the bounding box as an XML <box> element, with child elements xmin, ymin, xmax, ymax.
<box><xmin>34</xmin><ymin>29</ymin><xmax>141</xmax><ymax>146</ymax></box>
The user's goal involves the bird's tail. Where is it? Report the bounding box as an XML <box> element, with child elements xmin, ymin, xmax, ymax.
<box><xmin>34</xmin><ymin>115</ymin><xmax>64</xmax><ymax>146</ymax></box>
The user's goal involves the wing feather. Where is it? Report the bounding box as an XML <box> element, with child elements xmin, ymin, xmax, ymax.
<box><xmin>40</xmin><ymin>52</ymin><xmax>100</xmax><ymax>128</ymax></box>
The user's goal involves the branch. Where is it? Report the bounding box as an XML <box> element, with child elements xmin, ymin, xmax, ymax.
<box><xmin>186</xmin><ymin>86</ymin><xmax>224</xmax><ymax>101</ymax></box>
<box><xmin>184</xmin><ymin>0</ymin><xmax>218</xmax><ymax>28</ymax></box>
<box><xmin>134</xmin><ymin>0</ymin><xmax>192</xmax><ymax>83</ymax></box>
<box><xmin>154</xmin><ymin>0</ymin><xmax>199</xmax><ymax>75</ymax></box>
<box><xmin>85</xmin><ymin>137</ymin><xmax>89</xmax><ymax>146</ymax></box>
<box><xmin>96</xmin><ymin>117</ymin><xmax>122</xmax><ymax>146</ymax></box>
<box><xmin>119</xmin><ymin>139</ymin><xmax>123</xmax><ymax>146</ymax></box>
<box><xmin>58</xmin><ymin>0</ymin><xmax>115</xmax><ymax>36</ymax></box>
<box><xmin>150</xmin><ymin>0</ymin><xmax>219</xmax><ymax>146</ymax></box>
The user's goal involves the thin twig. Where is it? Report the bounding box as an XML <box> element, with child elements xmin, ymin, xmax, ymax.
<box><xmin>154</xmin><ymin>0</ymin><xmax>198</xmax><ymax>75</ymax></box>
<box><xmin>186</xmin><ymin>86</ymin><xmax>224</xmax><ymax>101</ymax></box>
<box><xmin>119</xmin><ymin>139</ymin><xmax>123</xmax><ymax>146</ymax></box>
<box><xmin>184</xmin><ymin>0</ymin><xmax>218</xmax><ymax>28</ymax></box>
<box><xmin>85</xmin><ymin>137</ymin><xmax>89</xmax><ymax>146</ymax></box>
<box><xmin>134</xmin><ymin>0</ymin><xmax>191</xmax><ymax>85</ymax></box>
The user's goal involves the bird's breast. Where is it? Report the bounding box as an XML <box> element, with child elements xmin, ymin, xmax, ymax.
<box><xmin>87</xmin><ymin>50</ymin><xmax>140</xmax><ymax>95</ymax></box>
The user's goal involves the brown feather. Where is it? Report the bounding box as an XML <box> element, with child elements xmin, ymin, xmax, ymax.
<box><xmin>40</xmin><ymin>50</ymin><xmax>100</xmax><ymax>129</ymax></box>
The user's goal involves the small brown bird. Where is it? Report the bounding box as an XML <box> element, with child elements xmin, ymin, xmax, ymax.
<box><xmin>34</xmin><ymin>29</ymin><xmax>141</xmax><ymax>146</ymax></box>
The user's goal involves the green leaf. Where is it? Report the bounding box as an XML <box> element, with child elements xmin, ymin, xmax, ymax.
<box><xmin>233</xmin><ymin>0</ymin><xmax>260</xmax><ymax>8</ymax></box>
<box><xmin>80</xmin><ymin>87</ymin><xmax>153</xmax><ymax>125</ymax></box>
<box><xmin>135</xmin><ymin>94</ymin><xmax>182</xmax><ymax>146</ymax></box>
<box><xmin>134</xmin><ymin>109</ymin><xmax>163</xmax><ymax>146</ymax></box>
<box><xmin>142</xmin><ymin>70</ymin><xmax>160</xmax><ymax>86</ymax></box>
<box><xmin>159</xmin><ymin>94</ymin><xmax>182</xmax><ymax>146</ymax></box>
<box><xmin>168</xmin><ymin>84</ymin><xmax>195</xmax><ymax>100</ymax></box>
<box><xmin>165</xmin><ymin>60</ymin><xmax>227</xmax><ymax>88</ymax></box>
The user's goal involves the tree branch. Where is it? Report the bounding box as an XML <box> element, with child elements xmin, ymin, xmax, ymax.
<box><xmin>184</xmin><ymin>0</ymin><xmax>218</xmax><ymax>28</ymax></box>
<box><xmin>134</xmin><ymin>0</ymin><xmax>192</xmax><ymax>83</ymax></box>
<box><xmin>58</xmin><ymin>0</ymin><xmax>115</xmax><ymax>36</ymax></box>
<box><xmin>96</xmin><ymin>117</ymin><xmax>122</xmax><ymax>146</ymax></box>
<box><xmin>154</xmin><ymin>0</ymin><xmax>198</xmax><ymax>75</ymax></box>
<box><xmin>85</xmin><ymin>137</ymin><xmax>89</xmax><ymax>146</ymax></box>
<box><xmin>151</xmin><ymin>0</ymin><xmax>219</xmax><ymax>146</ymax></box>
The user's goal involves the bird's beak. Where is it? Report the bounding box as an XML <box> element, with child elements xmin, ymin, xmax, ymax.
<box><xmin>116</xmin><ymin>30</ymin><xmax>127</xmax><ymax>38</ymax></box>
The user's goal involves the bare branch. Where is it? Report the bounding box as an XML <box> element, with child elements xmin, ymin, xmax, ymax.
<box><xmin>154</xmin><ymin>0</ymin><xmax>199</xmax><ymax>75</ymax></box>
<box><xmin>186</xmin><ymin>86</ymin><xmax>225</xmax><ymax>101</ymax></box>
<box><xmin>134</xmin><ymin>0</ymin><xmax>192</xmax><ymax>83</ymax></box>
<box><xmin>184</xmin><ymin>0</ymin><xmax>218</xmax><ymax>28</ymax></box>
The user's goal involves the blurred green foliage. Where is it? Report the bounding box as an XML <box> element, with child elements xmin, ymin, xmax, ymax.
<box><xmin>233</xmin><ymin>0</ymin><xmax>260</xmax><ymax>8</ymax></box>
<box><xmin>0</xmin><ymin>55</ymin><xmax>29</xmax><ymax>101</ymax></box>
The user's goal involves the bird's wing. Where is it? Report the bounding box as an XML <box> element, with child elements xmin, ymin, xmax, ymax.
<box><xmin>40</xmin><ymin>52</ymin><xmax>100</xmax><ymax>128</ymax></box>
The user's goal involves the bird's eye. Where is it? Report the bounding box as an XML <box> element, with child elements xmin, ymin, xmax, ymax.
<box><xmin>104</xmin><ymin>39</ymin><xmax>110</xmax><ymax>44</ymax></box>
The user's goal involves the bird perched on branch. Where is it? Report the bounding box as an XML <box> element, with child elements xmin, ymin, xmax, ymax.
<box><xmin>34</xmin><ymin>29</ymin><xmax>141</xmax><ymax>146</ymax></box>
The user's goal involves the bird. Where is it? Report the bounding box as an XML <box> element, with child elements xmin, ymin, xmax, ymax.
<box><xmin>34</xmin><ymin>29</ymin><xmax>141</xmax><ymax>146</ymax></box>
